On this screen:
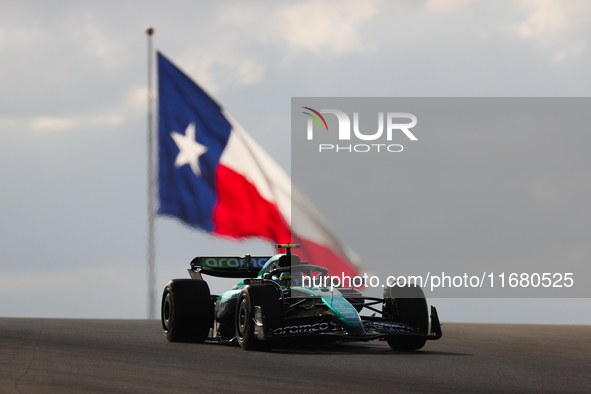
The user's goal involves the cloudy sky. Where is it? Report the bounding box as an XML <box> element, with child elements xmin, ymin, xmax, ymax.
<box><xmin>1</xmin><ymin>0</ymin><xmax>590</xmax><ymax>323</ymax></box>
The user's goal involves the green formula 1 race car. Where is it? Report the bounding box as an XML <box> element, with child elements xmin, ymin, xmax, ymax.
<box><xmin>161</xmin><ymin>244</ymin><xmax>442</xmax><ymax>350</ymax></box>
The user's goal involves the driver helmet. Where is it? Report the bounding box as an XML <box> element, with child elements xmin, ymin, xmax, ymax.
<box><xmin>280</xmin><ymin>271</ymin><xmax>303</xmax><ymax>286</ymax></box>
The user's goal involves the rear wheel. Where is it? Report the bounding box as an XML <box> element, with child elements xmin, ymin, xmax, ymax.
<box><xmin>236</xmin><ymin>285</ymin><xmax>281</xmax><ymax>350</ymax></box>
<box><xmin>383</xmin><ymin>283</ymin><xmax>428</xmax><ymax>351</ymax></box>
<box><xmin>161</xmin><ymin>279</ymin><xmax>214</xmax><ymax>342</ymax></box>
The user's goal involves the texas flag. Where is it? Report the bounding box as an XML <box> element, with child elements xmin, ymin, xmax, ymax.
<box><xmin>157</xmin><ymin>52</ymin><xmax>360</xmax><ymax>278</ymax></box>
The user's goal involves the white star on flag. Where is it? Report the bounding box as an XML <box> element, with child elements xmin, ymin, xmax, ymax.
<box><xmin>170</xmin><ymin>122</ymin><xmax>208</xmax><ymax>177</ymax></box>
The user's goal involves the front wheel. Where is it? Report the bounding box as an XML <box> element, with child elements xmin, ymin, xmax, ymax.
<box><xmin>383</xmin><ymin>283</ymin><xmax>428</xmax><ymax>351</ymax></box>
<box><xmin>235</xmin><ymin>285</ymin><xmax>281</xmax><ymax>350</ymax></box>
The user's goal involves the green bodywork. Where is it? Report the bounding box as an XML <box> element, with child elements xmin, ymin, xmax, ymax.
<box><xmin>214</xmin><ymin>254</ymin><xmax>365</xmax><ymax>335</ymax></box>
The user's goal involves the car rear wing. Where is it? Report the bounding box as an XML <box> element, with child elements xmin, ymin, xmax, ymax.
<box><xmin>188</xmin><ymin>255</ymin><xmax>272</xmax><ymax>280</ymax></box>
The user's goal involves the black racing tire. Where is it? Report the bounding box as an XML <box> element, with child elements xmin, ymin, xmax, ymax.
<box><xmin>161</xmin><ymin>279</ymin><xmax>214</xmax><ymax>343</ymax></box>
<box><xmin>235</xmin><ymin>285</ymin><xmax>281</xmax><ymax>350</ymax></box>
<box><xmin>383</xmin><ymin>283</ymin><xmax>428</xmax><ymax>351</ymax></box>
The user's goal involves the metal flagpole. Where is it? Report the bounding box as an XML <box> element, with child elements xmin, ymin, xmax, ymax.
<box><xmin>146</xmin><ymin>26</ymin><xmax>156</xmax><ymax>319</ymax></box>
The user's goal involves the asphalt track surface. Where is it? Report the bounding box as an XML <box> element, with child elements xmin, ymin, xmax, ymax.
<box><xmin>1</xmin><ymin>318</ymin><xmax>590</xmax><ymax>393</ymax></box>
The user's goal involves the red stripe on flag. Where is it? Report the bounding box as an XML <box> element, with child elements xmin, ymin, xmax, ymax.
<box><xmin>213</xmin><ymin>165</ymin><xmax>291</xmax><ymax>243</ymax></box>
<box><xmin>213</xmin><ymin>165</ymin><xmax>360</xmax><ymax>282</ymax></box>
<box><xmin>293</xmin><ymin>235</ymin><xmax>360</xmax><ymax>279</ymax></box>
